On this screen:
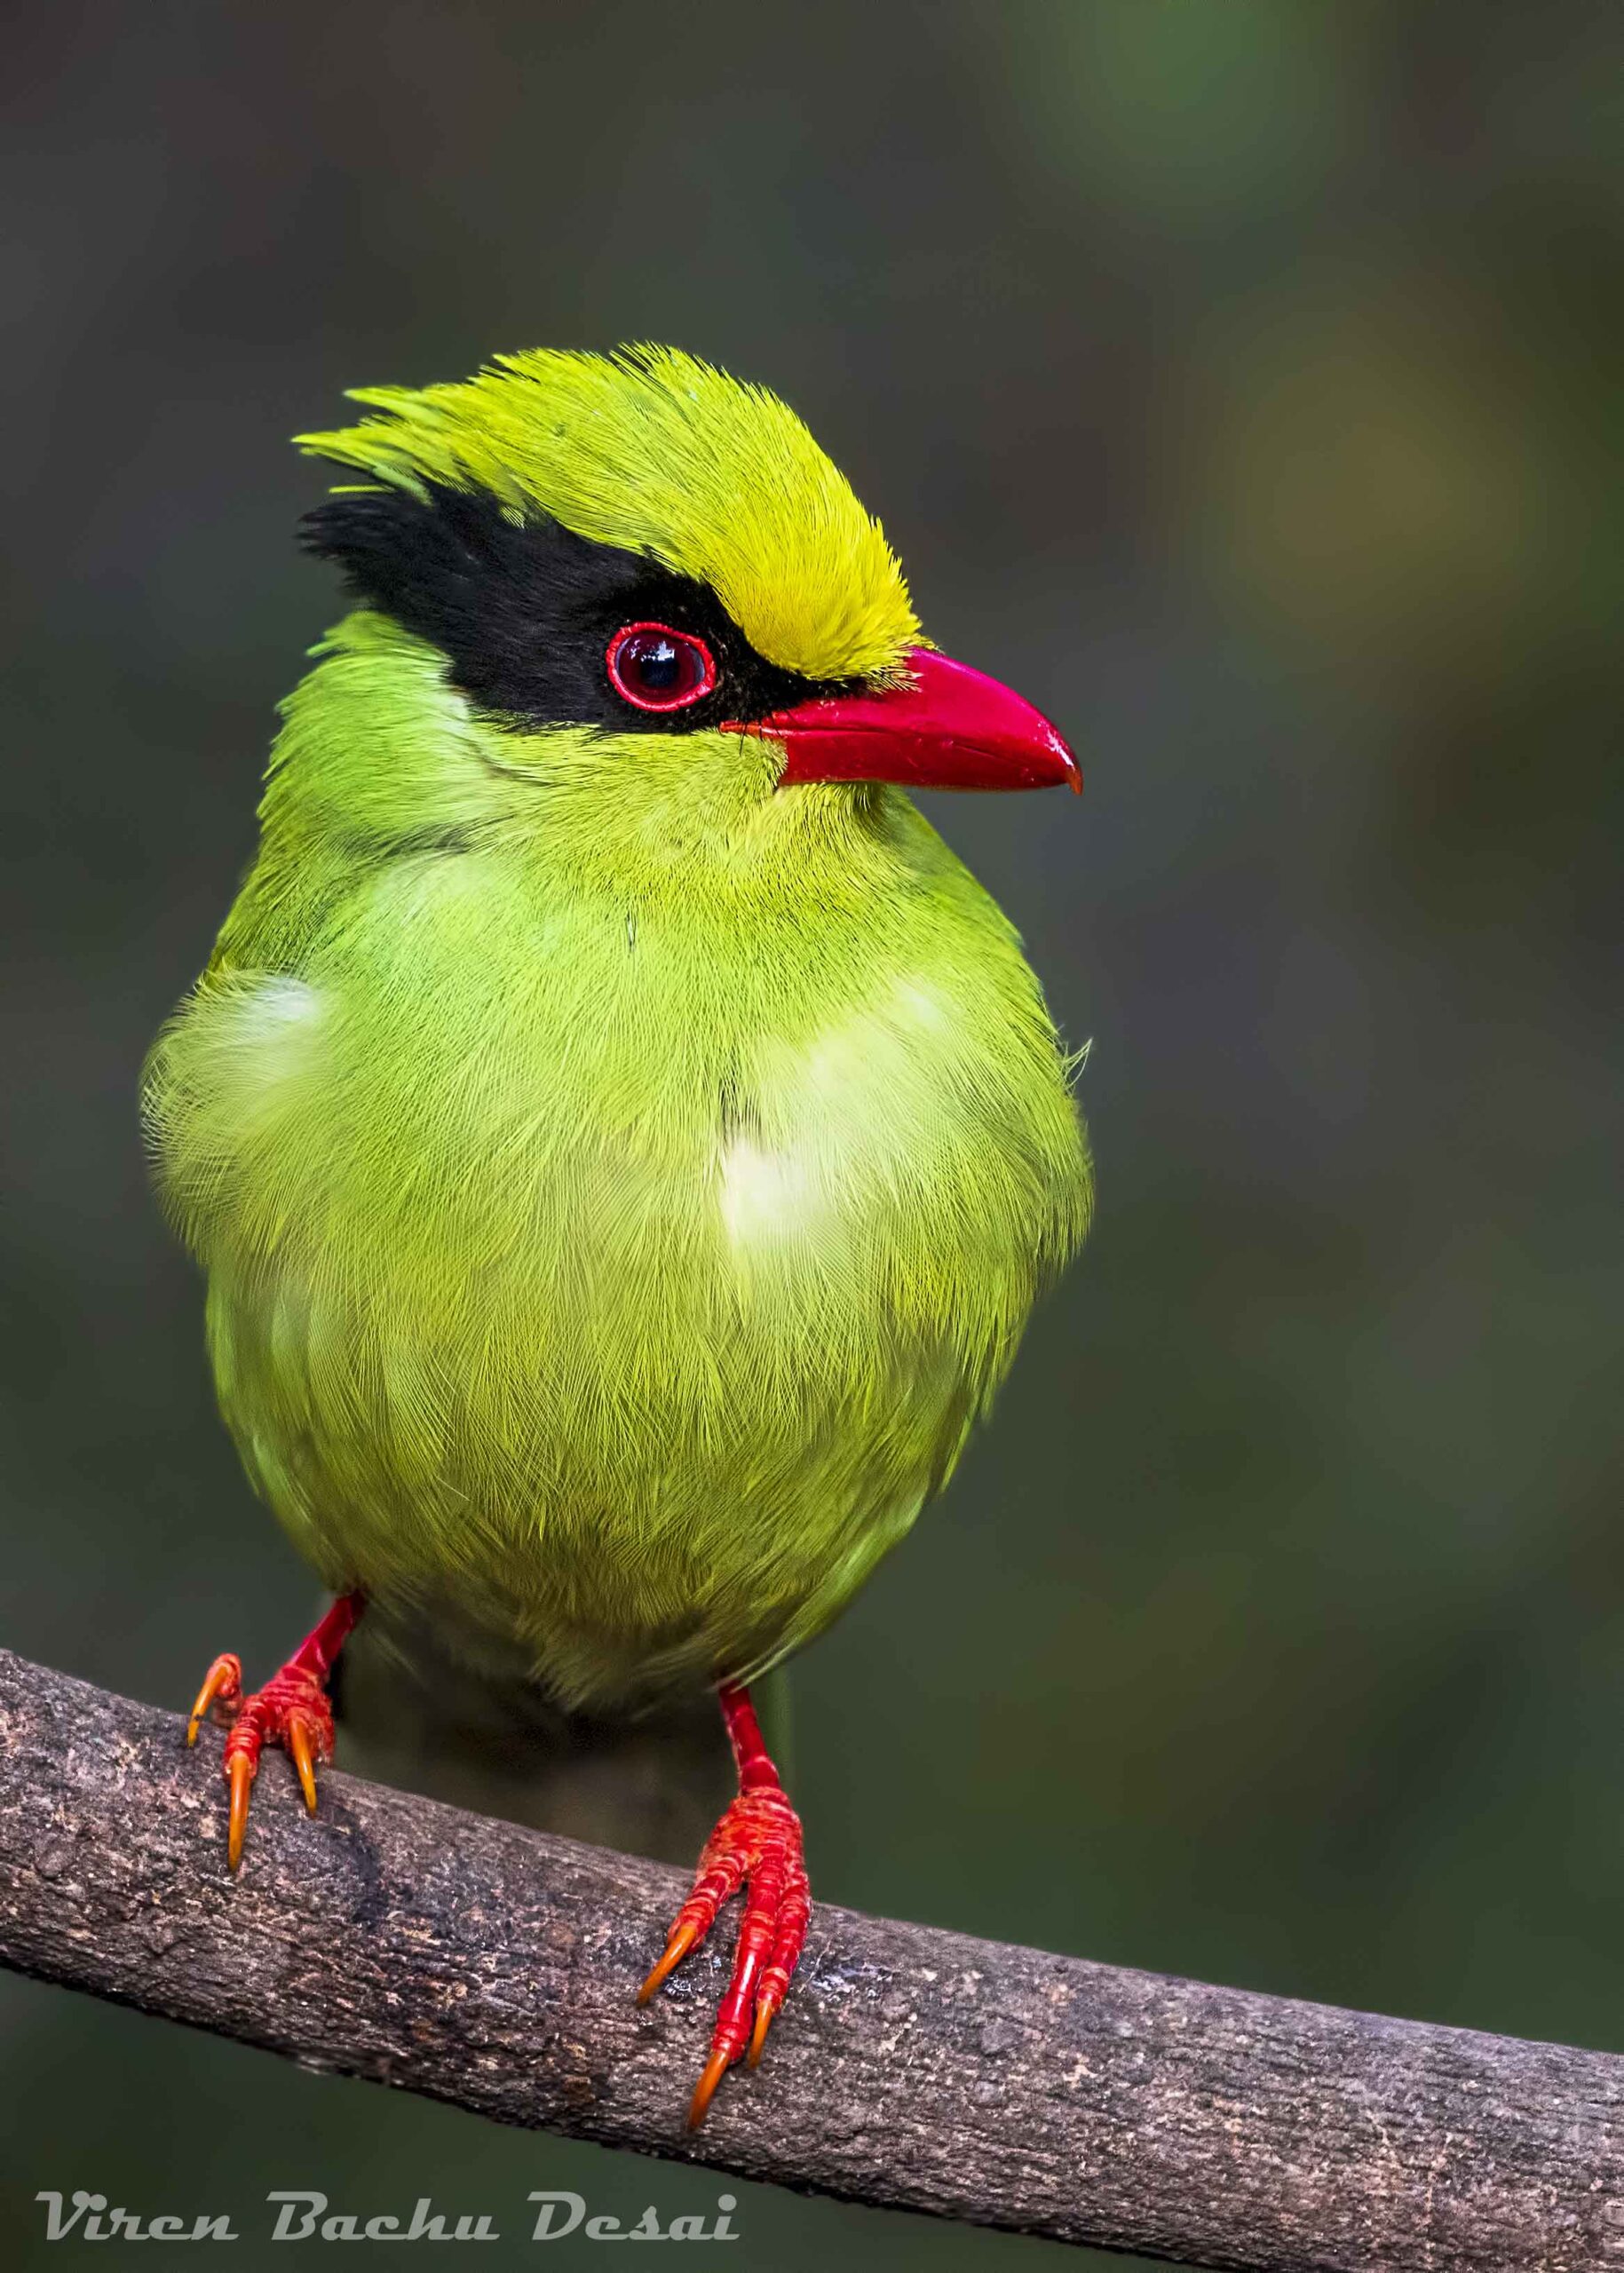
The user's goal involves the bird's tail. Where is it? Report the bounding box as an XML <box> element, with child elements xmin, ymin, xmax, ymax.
<box><xmin>331</xmin><ymin>1611</ymin><xmax>789</xmax><ymax>1866</ymax></box>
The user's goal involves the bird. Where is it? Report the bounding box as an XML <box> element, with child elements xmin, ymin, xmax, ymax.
<box><xmin>143</xmin><ymin>345</ymin><xmax>1092</xmax><ymax>2126</ymax></box>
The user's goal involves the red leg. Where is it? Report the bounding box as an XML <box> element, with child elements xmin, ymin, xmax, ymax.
<box><xmin>638</xmin><ymin>1683</ymin><xmax>811</xmax><ymax>2127</ymax></box>
<box><xmin>186</xmin><ymin>1592</ymin><xmax>364</xmax><ymax>1870</ymax></box>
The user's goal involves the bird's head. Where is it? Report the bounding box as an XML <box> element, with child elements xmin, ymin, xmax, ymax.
<box><xmin>293</xmin><ymin>346</ymin><xmax>1077</xmax><ymax>868</ymax></box>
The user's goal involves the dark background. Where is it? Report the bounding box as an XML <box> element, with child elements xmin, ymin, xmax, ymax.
<box><xmin>3</xmin><ymin>4</ymin><xmax>1620</xmax><ymax>2265</ymax></box>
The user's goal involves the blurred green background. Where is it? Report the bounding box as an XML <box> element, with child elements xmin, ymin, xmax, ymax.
<box><xmin>3</xmin><ymin>3</ymin><xmax>1620</xmax><ymax>2264</ymax></box>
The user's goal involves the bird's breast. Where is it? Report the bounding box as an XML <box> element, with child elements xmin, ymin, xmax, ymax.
<box><xmin>170</xmin><ymin>843</ymin><xmax>1087</xmax><ymax>1389</ymax></box>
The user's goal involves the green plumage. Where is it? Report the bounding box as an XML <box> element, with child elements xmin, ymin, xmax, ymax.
<box><xmin>144</xmin><ymin>351</ymin><xmax>1091</xmax><ymax>1711</ymax></box>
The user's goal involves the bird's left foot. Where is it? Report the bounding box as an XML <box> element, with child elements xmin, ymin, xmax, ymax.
<box><xmin>638</xmin><ymin>1683</ymin><xmax>810</xmax><ymax>2128</ymax></box>
<box><xmin>185</xmin><ymin>1593</ymin><xmax>364</xmax><ymax>1870</ymax></box>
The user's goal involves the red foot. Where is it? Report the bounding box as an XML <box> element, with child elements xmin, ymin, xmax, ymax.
<box><xmin>638</xmin><ymin>1683</ymin><xmax>811</xmax><ymax>2127</ymax></box>
<box><xmin>185</xmin><ymin>1593</ymin><xmax>363</xmax><ymax>1870</ymax></box>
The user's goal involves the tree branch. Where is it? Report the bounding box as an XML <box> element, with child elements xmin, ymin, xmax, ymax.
<box><xmin>0</xmin><ymin>1648</ymin><xmax>1616</xmax><ymax>2269</ymax></box>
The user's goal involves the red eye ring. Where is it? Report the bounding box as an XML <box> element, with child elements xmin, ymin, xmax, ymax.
<box><xmin>605</xmin><ymin>622</ymin><xmax>718</xmax><ymax>713</ymax></box>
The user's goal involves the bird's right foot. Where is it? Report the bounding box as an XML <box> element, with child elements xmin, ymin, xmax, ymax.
<box><xmin>185</xmin><ymin>1592</ymin><xmax>364</xmax><ymax>1870</ymax></box>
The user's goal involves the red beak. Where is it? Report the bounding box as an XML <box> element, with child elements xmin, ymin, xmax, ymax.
<box><xmin>725</xmin><ymin>647</ymin><xmax>1081</xmax><ymax>794</ymax></box>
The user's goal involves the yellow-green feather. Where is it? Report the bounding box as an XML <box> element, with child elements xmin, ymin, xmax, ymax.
<box><xmin>145</xmin><ymin>354</ymin><xmax>1090</xmax><ymax>1709</ymax></box>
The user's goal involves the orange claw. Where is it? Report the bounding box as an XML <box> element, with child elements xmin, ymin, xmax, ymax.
<box><xmin>226</xmin><ymin>1750</ymin><xmax>256</xmax><ymax>1872</ymax></box>
<box><xmin>746</xmin><ymin>1997</ymin><xmax>777</xmax><ymax>2069</ymax></box>
<box><xmin>186</xmin><ymin>1654</ymin><xmax>242</xmax><ymax>1746</ymax></box>
<box><xmin>686</xmin><ymin>2047</ymin><xmax>733</xmax><ymax>2132</ymax></box>
<box><xmin>287</xmin><ymin>1717</ymin><xmax>320</xmax><ymax>1815</ymax></box>
<box><xmin>637</xmin><ymin>1919</ymin><xmax>701</xmax><ymax>2006</ymax></box>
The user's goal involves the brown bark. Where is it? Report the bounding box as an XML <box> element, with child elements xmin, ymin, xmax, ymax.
<box><xmin>0</xmin><ymin>1646</ymin><xmax>1617</xmax><ymax>2268</ymax></box>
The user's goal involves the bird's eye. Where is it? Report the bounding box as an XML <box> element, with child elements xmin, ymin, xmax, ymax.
<box><xmin>606</xmin><ymin>622</ymin><xmax>717</xmax><ymax>713</ymax></box>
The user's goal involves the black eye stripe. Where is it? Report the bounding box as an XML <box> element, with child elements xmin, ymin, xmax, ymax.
<box><xmin>299</xmin><ymin>480</ymin><xmax>852</xmax><ymax>734</ymax></box>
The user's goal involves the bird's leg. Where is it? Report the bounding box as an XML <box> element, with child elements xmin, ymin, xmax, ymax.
<box><xmin>638</xmin><ymin>1681</ymin><xmax>810</xmax><ymax>2127</ymax></box>
<box><xmin>186</xmin><ymin>1591</ymin><xmax>364</xmax><ymax>1871</ymax></box>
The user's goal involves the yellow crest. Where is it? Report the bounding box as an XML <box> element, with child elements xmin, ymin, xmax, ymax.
<box><xmin>297</xmin><ymin>345</ymin><xmax>921</xmax><ymax>684</ymax></box>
